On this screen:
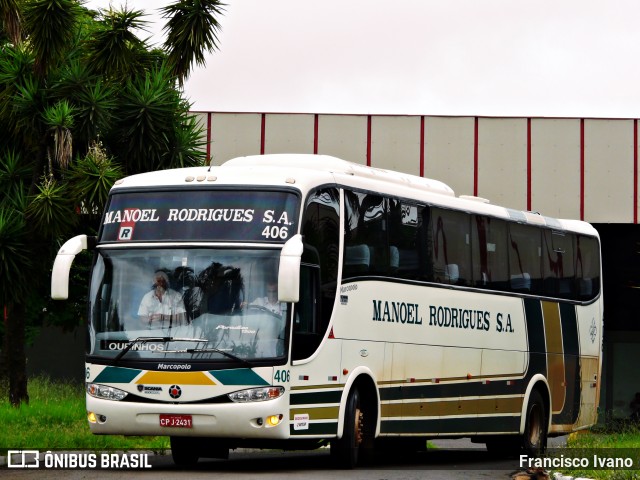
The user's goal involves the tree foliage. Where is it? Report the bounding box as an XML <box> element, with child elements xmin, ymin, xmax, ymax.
<box><xmin>0</xmin><ymin>0</ymin><xmax>221</xmax><ymax>405</ymax></box>
<box><xmin>162</xmin><ymin>0</ymin><xmax>224</xmax><ymax>85</ymax></box>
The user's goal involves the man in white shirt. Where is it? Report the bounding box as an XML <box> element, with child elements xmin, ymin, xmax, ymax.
<box><xmin>250</xmin><ymin>282</ymin><xmax>285</xmax><ymax>316</ymax></box>
<box><xmin>138</xmin><ymin>270</ymin><xmax>186</xmax><ymax>328</ymax></box>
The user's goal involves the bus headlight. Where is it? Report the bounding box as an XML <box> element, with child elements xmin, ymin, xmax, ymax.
<box><xmin>86</xmin><ymin>383</ymin><xmax>128</xmax><ymax>401</ymax></box>
<box><xmin>228</xmin><ymin>386</ymin><xmax>284</xmax><ymax>403</ymax></box>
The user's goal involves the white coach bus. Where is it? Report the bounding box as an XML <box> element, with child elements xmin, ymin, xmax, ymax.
<box><xmin>51</xmin><ymin>154</ymin><xmax>602</xmax><ymax>468</ymax></box>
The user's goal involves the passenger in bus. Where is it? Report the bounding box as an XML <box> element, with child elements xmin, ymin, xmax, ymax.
<box><xmin>138</xmin><ymin>270</ymin><xmax>187</xmax><ymax>328</ymax></box>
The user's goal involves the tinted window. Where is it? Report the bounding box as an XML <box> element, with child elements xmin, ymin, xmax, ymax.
<box><xmin>293</xmin><ymin>188</ymin><xmax>340</xmax><ymax>360</ymax></box>
<box><xmin>542</xmin><ymin>229</ymin><xmax>575</xmax><ymax>298</ymax></box>
<box><xmin>575</xmin><ymin>235</ymin><xmax>601</xmax><ymax>300</ymax></box>
<box><xmin>389</xmin><ymin>200</ymin><xmax>431</xmax><ymax>281</ymax></box>
<box><xmin>508</xmin><ymin>223</ymin><xmax>542</xmax><ymax>293</ymax></box>
<box><xmin>432</xmin><ymin>208</ymin><xmax>471</xmax><ymax>286</ymax></box>
<box><xmin>343</xmin><ymin>191</ymin><xmax>388</xmax><ymax>277</ymax></box>
<box><xmin>472</xmin><ymin>215</ymin><xmax>509</xmax><ymax>290</ymax></box>
<box><xmin>341</xmin><ymin>189</ymin><xmax>599</xmax><ymax>303</ymax></box>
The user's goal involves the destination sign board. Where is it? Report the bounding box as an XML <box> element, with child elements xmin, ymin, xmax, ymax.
<box><xmin>99</xmin><ymin>189</ymin><xmax>300</xmax><ymax>243</ymax></box>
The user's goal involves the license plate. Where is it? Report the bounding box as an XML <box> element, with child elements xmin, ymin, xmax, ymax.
<box><xmin>159</xmin><ymin>414</ymin><xmax>192</xmax><ymax>428</ymax></box>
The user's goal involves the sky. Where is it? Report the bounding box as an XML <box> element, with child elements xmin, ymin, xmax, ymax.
<box><xmin>88</xmin><ymin>1</ymin><xmax>640</xmax><ymax>118</ymax></box>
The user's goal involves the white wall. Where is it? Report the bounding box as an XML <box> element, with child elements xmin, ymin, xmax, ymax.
<box><xmin>424</xmin><ymin>116</ymin><xmax>475</xmax><ymax>198</ymax></box>
<box><xmin>209</xmin><ymin>113</ymin><xmax>262</xmax><ymax>165</ymax></box>
<box><xmin>205</xmin><ymin>112</ymin><xmax>639</xmax><ymax>223</ymax></box>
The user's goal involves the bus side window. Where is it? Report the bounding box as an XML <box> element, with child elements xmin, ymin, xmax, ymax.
<box><xmin>344</xmin><ymin>191</ymin><xmax>365</xmax><ymax>279</ymax></box>
<box><xmin>292</xmin><ymin>264</ymin><xmax>320</xmax><ymax>360</ymax></box>
<box><xmin>508</xmin><ymin>223</ymin><xmax>542</xmax><ymax>294</ymax></box>
<box><xmin>293</xmin><ymin>188</ymin><xmax>340</xmax><ymax>361</ymax></box>
<box><xmin>389</xmin><ymin>201</ymin><xmax>427</xmax><ymax>280</ymax></box>
<box><xmin>542</xmin><ymin>229</ymin><xmax>575</xmax><ymax>298</ymax></box>
<box><xmin>472</xmin><ymin>215</ymin><xmax>508</xmax><ymax>290</ymax></box>
<box><xmin>431</xmin><ymin>208</ymin><xmax>471</xmax><ymax>286</ymax></box>
<box><xmin>575</xmin><ymin>235</ymin><xmax>601</xmax><ymax>300</ymax></box>
<box><xmin>344</xmin><ymin>244</ymin><xmax>370</xmax><ymax>274</ymax></box>
<box><xmin>344</xmin><ymin>191</ymin><xmax>395</xmax><ymax>276</ymax></box>
<box><xmin>362</xmin><ymin>195</ymin><xmax>388</xmax><ymax>275</ymax></box>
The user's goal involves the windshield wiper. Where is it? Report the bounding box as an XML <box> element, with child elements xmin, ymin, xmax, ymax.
<box><xmin>159</xmin><ymin>346</ymin><xmax>253</xmax><ymax>367</ymax></box>
<box><xmin>113</xmin><ymin>336</ymin><xmax>203</xmax><ymax>363</ymax></box>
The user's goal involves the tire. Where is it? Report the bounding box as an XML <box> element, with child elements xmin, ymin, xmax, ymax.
<box><xmin>170</xmin><ymin>436</ymin><xmax>199</xmax><ymax>467</ymax></box>
<box><xmin>331</xmin><ymin>388</ymin><xmax>364</xmax><ymax>469</ymax></box>
<box><xmin>521</xmin><ymin>389</ymin><xmax>548</xmax><ymax>457</ymax></box>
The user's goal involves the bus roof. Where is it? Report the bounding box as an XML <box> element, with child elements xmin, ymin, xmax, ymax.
<box><xmin>111</xmin><ymin>154</ymin><xmax>598</xmax><ymax>237</ymax></box>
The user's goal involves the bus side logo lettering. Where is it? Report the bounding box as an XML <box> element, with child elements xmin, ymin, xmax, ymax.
<box><xmin>372</xmin><ymin>300</ymin><xmax>422</xmax><ymax>325</ymax></box>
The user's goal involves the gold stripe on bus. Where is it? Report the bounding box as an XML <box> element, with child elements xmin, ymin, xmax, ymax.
<box><xmin>291</xmin><ymin>384</ymin><xmax>345</xmax><ymax>391</ymax></box>
<box><xmin>542</xmin><ymin>301</ymin><xmax>566</xmax><ymax>414</ymax></box>
<box><xmin>578</xmin><ymin>356</ymin><xmax>600</xmax><ymax>426</ymax></box>
<box><xmin>381</xmin><ymin>396</ymin><xmax>523</xmax><ymax>418</ymax></box>
<box><xmin>135</xmin><ymin>371</ymin><xmax>216</xmax><ymax>385</ymax></box>
<box><xmin>289</xmin><ymin>406</ymin><xmax>340</xmax><ymax>421</ymax></box>
<box><xmin>381</xmin><ymin>403</ymin><xmax>403</xmax><ymax>417</ymax></box>
<box><xmin>377</xmin><ymin>373</ymin><xmax>524</xmax><ymax>386</ymax></box>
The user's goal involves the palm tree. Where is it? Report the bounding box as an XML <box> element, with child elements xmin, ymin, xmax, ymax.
<box><xmin>161</xmin><ymin>0</ymin><xmax>225</xmax><ymax>85</ymax></box>
<box><xmin>0</xmin><ymin>0</ymin><xmax>222</xmax><ymax>406</ymax></box>
<box><xmin>0</xmin><ymin>0</ymin><xmax>22</xmax><ymax>45</ymax></box>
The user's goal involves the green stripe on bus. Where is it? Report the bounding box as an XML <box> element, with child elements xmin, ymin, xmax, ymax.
<box><xmin>381</xmin><ymin>415</ymin><xmax>520</xmax><ymax>434</ymax></box>
<box><xmin>379</xmin><ymin>381</ymin><xmax>523</xmax><ymax>401</ymax></box>
<box><xmin>554</xmin><ymin>302</ymin><xmax>581</xmax><ymax>425</ymax></box>
<box><xmin>93</xmin><ymin>367</ymin><xmax>141</xmax><ymax>384</ymax></box>
<box><xmin>290</xmin><ymin>390</ymin><xmax>342</xmax><ymax>405</ymax></box>
<box><xmin>209</xmin><ymin>369</ymin><xmax>269</xmax><ymax>386</ymax></box>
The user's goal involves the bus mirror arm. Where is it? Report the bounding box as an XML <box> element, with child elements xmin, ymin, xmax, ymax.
<box><xmin>278</xmin><ymin>234</ymin><xmax>303</xmax><ymax>303</ymax></box>
<box><xmin>51</xmin><ymin>234</ymin><xmax>95</xmax><ymax>300</ymax></box>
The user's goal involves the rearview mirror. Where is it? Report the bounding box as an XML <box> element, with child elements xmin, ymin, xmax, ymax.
<box><xmin>278</xmin><ymin>234</ymin><xmax>303</xmax><ymax>302</ymax></box>
<box><xmin>51</xmin><ymin>235</ymin><xmax>93</xmax><ymax>300</ymax></box>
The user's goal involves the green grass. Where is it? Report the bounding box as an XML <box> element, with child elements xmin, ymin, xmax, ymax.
<box><xmin>553</xmin><ymin>422</ymin><xmax>640</xmax><ymax>480</ymax></box>
<box><xmin>0</xmin><ymin>376</ymin><xmax>169</xmax><ymax>453</ymax></box>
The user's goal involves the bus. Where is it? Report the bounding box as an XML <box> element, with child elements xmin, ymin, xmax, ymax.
<box><xmin>51</xmin><ymin>154</ymin><xmax>603</xmax><ymax>468</ymax></box>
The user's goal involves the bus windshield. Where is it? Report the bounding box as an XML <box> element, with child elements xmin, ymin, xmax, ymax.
<box><xmin>88</xmin><ymin>248</ymin><xmax>288</xmax><ymax>363</ymax></box>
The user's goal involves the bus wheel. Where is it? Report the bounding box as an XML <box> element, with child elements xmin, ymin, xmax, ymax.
<box><xmin>331</xmin><ymin>388</ymin><xmax>364</xmax><ymax>469</ymax></box>
<box><xmin>170</xmin><ymin>436</ymin><xmax>199</xmax><ymax>466</ymax></box>
<box><xmin>522</xmin><ymin>389</ymin><xmax>548</xmax><ymax>457</ymax></box>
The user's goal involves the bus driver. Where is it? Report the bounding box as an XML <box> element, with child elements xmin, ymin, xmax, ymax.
<box><xmin>250</xmin><ymin>281</ymin><xmax>285</xmax><ymax>316</ymax></box>
<box><xmin>138</xmin><ymin>270</ymin><xmax>187</xmax><ymax>328</ymax></box>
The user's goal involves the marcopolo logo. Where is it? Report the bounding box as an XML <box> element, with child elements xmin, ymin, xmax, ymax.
<box><xmin>157</xmin><ymin>363</ymin><xmax>192</xmax><ymax>370</ymax></box>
